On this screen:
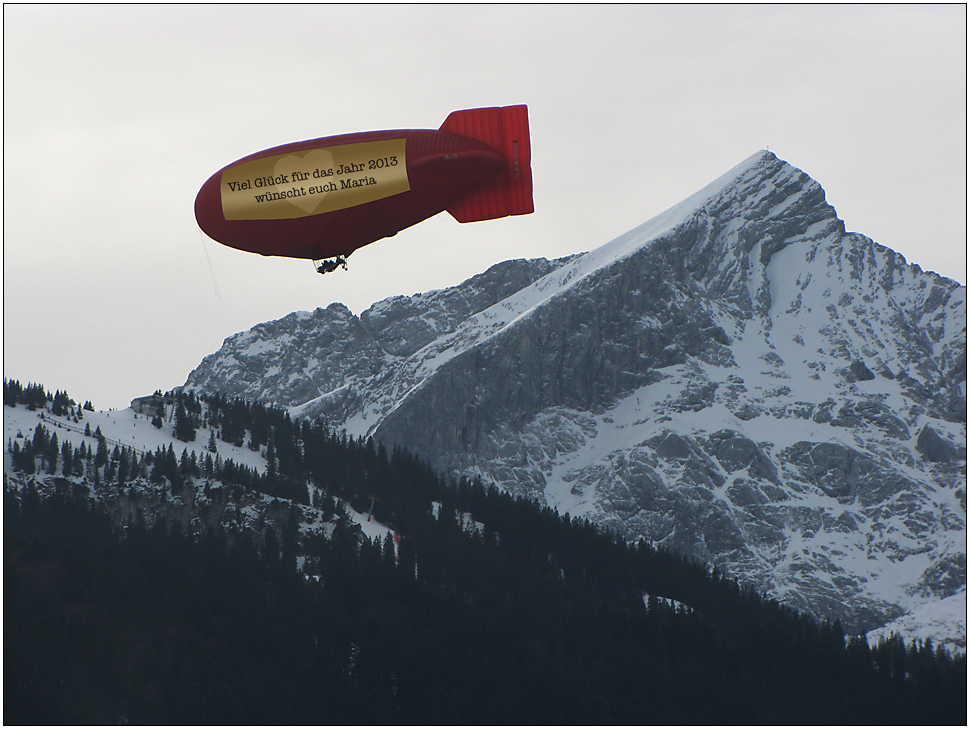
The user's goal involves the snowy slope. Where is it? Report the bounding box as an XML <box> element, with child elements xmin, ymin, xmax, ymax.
<box><xmin>3</xmin><ymin>401</ymin><xmax>403</xmax><ymax>573</ymax></box>
<box><xmin>3</xmin><ymin>404</ymin><xmax>266</xmax><ymax>475</ymax></box>
<box><xmin>185</xmin><ymin>151</ymin><xmax>966</xmax><ymax>650</ymax></box>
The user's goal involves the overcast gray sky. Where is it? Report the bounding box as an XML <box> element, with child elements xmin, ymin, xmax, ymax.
<box><xmin>4</xmin><ymin>4</ymin><xmax>966</xmax><ymax>410</ymax></box>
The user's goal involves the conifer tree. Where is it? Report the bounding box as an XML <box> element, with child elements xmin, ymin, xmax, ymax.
<box><xmin>52</xmin><ymin>390</ymin><xmax>72</xmax><ymax>416</ymax></box>
<box><xmin>24</xmin><ymin>383</ymin><xmax>47</xmax><ymax>410</ymax></box>
<box><xmin>117</xmin><ymin>450</ymin><xmax>129</xmax><ymax>486</ymax></box>
<box><xmin>173</xmin><ymin>401</ymin><xmax>196</xmax><ymax>442</ymax></box>
<box><xmin>10</xmin><ymin>441</ymin><xmax>23</xmax><ymax>472</ymax></box>
<box><xmin>45</xmin><ymin>433</ymin><xmax>59</xmax><ymax>474</ymax></box>
<box><xmin>264</xmin><ymin>527</ymin><xmax>281</xmax><ymax>567</ymax></box>
<box><xmin>266</xmin><ymin>436</ymin><xmax>277</xmax><ymax>477</ymax></box>
<box><xmin>3</xmin><ymin>378</ymin><xmax>23</xmax><ymax>406</ymax></box>
<box><xmin>32</xmin><ymin>424</ymin><xmax>48</xmax><ymax>454</ymax></box>
<box><xmin>150</xmin><ymin>448</ymin><xmax>166</xmax><ymax>485</ymax></box>
<box><xmin>61</xmin><ymin>440</ymin><xmax>73</xmax><ymax>476</ymax></box>
<box><xmin>95</xmin><ymin>435</ymin><xmax>108</xmax><ymax>470</ymax></box>
<box><xmin>281</xmin><ymin>507</ymin><xmax>300</xmax><ymax>572</ymax></box>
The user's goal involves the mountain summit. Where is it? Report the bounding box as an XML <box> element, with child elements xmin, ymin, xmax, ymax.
<box><xmin>186</xmin><ymin>151</ymin><xmax>967</xmax><ymax>649</ymax></box>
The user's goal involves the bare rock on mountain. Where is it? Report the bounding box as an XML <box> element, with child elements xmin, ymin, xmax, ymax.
<box><xmin>186</xmin><ymin>151</ymin><xmax>967</xmax><ymax>649</ymax></box>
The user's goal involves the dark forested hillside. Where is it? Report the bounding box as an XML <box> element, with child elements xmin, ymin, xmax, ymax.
<box><xmin>4</xmin><ymin>382</ymin><xmax>966</xmax><ymax>723</ymax></box>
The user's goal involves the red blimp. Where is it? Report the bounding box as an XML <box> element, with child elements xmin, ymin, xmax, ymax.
<box><xmin>195</xmin><ymin>105</ymin><xmax>533</xmax><ymax>274</ymax></box>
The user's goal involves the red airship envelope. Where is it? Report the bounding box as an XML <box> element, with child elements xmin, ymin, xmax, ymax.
<box><xmin>195</xmin><ymin>105</ymin><xmax>534</xmax><ymax>273</ymax></box>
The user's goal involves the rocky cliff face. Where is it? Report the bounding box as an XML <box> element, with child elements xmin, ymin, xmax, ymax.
<box><xmin>186</xmin><ymin>151</ymin><xmax>967</xmax><ymax>649</ymax></box>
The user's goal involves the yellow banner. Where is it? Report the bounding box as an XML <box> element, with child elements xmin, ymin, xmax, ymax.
<box><xmin>221</xmin><ymin>138</ymin><xmax>409</xmax><ymax>220</ymax></box>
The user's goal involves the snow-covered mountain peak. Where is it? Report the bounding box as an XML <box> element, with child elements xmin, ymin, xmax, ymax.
<box><xmin>185</xmin><ymin>151</ymin><xmax>966</xmax><ymax>651</ymax></box>
<box><xmin>356</xmin><ymin>151</ymin><xmax>840</xmax><ymax>395</ymax></box>
<box><xmin>491</xmin><ymin>150</ymin><xmax>835</xmax><ymax>315</ymax></box>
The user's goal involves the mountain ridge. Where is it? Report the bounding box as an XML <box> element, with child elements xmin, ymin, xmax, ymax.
<box><xmin>185</xmin><ymin>151</ymin><xmax>966</xmax><ymax>648</ymax></box>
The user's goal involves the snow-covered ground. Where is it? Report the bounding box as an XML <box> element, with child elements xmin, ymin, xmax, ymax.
<box><xmin>3</xmin><ymin>398</ymin><xmax>402</xmax><ymax>560</ymax></box>
<box><xmin>867</xmin><ymin>587</ymin><xmax>967</xmax><ymax>655</ymax></box>
<box><xmin>4</xmin><ymin>402</ymin><xmax>267</xmax><ymax>478</ymax></box>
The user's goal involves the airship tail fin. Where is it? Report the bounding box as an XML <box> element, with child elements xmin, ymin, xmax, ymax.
<box><xmin>441</xmin><ymin>105</ymin><xmax>534</xmax><ymax>223</ymax></box>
